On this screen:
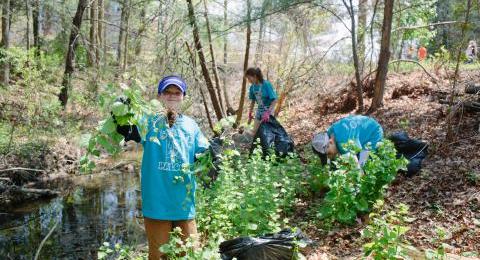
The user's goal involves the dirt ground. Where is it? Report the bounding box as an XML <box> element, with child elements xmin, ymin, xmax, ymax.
<box><xmin>282</xmin><ymin>69</ymin><xmax>480</xmax><ymax>259</ymax></box>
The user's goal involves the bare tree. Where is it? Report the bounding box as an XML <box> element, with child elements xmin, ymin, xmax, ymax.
<box><xmin>186</xmin><ymin>0</ymin><xmax>223</xmax><ymax>121</ymax></box>
<box><xmin>357</xmin><ymin>0</ymin><xmax>368</xmax><ymax>75</ymax></box>
<box><xmin>26</xmin><ymin>0</ymin><xmax>31</xmax><ymax>50</ymax></box>
<box><xmin>342</xmin><ymin>0</ymin><xmax>364</xmax><ymax>112</ymax></box>
<box><xmin>254</xmin><ymin>0</ymin><xmax>270</xmax><ymax>65</ymax></box>
<box><xmin>88</xmin><ymin>0</ymin><xmax>98</xmax><ymax>66</ymax></box>
<box><xmin>59</xmin><ymin>0</ymin><xmax>88</xmax><ymax>107</ymax></box>
<box><xmin>203</xmin><ymin>0</ymin><xmax>225</xmax><ymax>115</ymax></box>
<box><xmin>368</xmin><ymin>0</ymin><xmax>394</xmax><ymax>113</ymax></box>
<box><xmin>235</xmin><ymin>0</ymin><xmax>252</xmax><ymax>127</ymax></box>
<box><xmin>223</xmin><ymin>0</ymin><xmax>234</xmax><ymax>114</ymax></box>
<box><xmin>1</xmin><ymin>0</ymin><xmax>10</xmax><ymax>85</ymax></box>
<box><xmin>97</xmin><ymin>0</ymin><xmax>104</xmax><ymax>63</ymax></box>
<box><xmin>122</xmin><ymin>3</ymin><xmax>130</xmax><ymax>71</ymax></box>
<box><xmin>32</xmin><ymin>0</ymin><xmax>40</xmax><ymax>55</ymax></box>
<box><xmin>135</xmin><ymin>6</ymin><xmax>147</xmax><ymax>57</ymax></box>
<box><xmin>117</xmin><ymin>0</ymin><xmax>129</xmax><ymax>67</ymax></box>
<box><xmin>446</xmin><ymin>0</ymin><xmax>473</xmax><ymax>141</ymax></box>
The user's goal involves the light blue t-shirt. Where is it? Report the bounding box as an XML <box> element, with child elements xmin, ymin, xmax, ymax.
<box><xmin>248</xmin><ymin>80</ymin><xmax>278</xmax><ymax>116</ymax></box>
<box><xmin>327</xmin><ymin>115</ymin><xmax>383</xmax><ymax>154</ymax></box>
<box><xmin>139</xmin><ymin>114</ymin><xmax>209</xmax><ymax>220</ymax></box>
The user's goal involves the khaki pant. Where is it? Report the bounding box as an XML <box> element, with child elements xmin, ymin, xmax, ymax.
<box><xmin>144</xmin><ymin>218</ymin><xmax>197</xmax><ymax>260</ymax></box>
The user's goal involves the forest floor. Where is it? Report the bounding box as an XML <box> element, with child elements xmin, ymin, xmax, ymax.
<box><xmin>282</xmin><ymin>69</ymin><xmax>480</xmax><ymax>259</ymax></box>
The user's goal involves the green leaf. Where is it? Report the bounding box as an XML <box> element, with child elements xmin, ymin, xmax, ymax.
<box><xmin>97</xmin><ymin>135</ymin><xmax>117</xmax><ymax>154</ymax></box>
<box><xmin>97</xmin><ymin>251</ymin><xmax>107</xmax><ymax>259</ymax></box>
<box><xmin>112</xmin><ymin>102</ymin><xmax>128</xmax><ymax>116</ymax></box>
<box><xmin>247</xmin><ymin>223</ymin><xmax>258</xmax><ymax>230</ymax></box>
<box><xmin>100</xmin><ymin>118</ymin><xmax>116</xmax><ymax>134</ymax></box>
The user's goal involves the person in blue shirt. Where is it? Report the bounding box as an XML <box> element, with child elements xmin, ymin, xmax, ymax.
<box><xmin>312</xmin><ymin>115</ymin><xmax>383</xmax><ymax>167</ymax></box>
<box><xmin>116</xmin><ymin>76</ymin><xmax>209</xmax><ymax>259</ymax></box>
<box><xmin>246</xmin><ymin>67</ymin><xmax>278</xmax><ymax>135</ymax></box>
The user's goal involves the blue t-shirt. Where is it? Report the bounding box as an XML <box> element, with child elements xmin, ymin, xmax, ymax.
<box><xmin>139</xmin><ymin>114</ymin><xmax>209</xmax><ymax>220</ymax></box>
<box><xmin>248</xmin><ymin>80</ymin><xmax>278</xmax><ymax>110</ymax></box>
<box><xmin>327</xmin><ymin>115</ymin><xmax>383</xmax><ymax>154</ymax></box>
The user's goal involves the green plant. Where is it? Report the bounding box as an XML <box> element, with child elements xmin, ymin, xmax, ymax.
<box><xmin>467</xmin><ymin>171</ymin><xmax>480</xmax><ymax>185</ymax></box>
<box><xmin>361</xmin><ymin>202</ymin><xmax>411</xmax><ymax>260</ymax></box>
<box><xmin>317</xmin><ymin>140</ymin><xmax>408</xmax><ymax>224</ymax></box>
<box><xmin>98</xmin><ymin>242</ymin><xmax>143</xmax><ymax>260</ymax></box>
<box><xmin>196</xmin><ymin>146</ymin><xmax>305</xmax><ymax>240</ymax></box>
<box><xmin>159</xmin><ymin>227</ymin><xmax>220</xmax><ymax>260</ymax></box>
<box><xmin>79</xmin><ymin>81</ymin><xmax>164</xmax><ymax>172</ymax></box>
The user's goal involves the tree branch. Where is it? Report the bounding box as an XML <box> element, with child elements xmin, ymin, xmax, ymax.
<box><xmin>392</xmin><ymin>20</ymin><xmax>459</xmax><ymax>32</ymax></box>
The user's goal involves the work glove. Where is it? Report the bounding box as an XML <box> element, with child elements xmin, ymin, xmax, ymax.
<box><xmin>111</xmin><ymin>96</ymin><xmax>141</xmax><ymax>143</ymax></box>
<box><xmin>261</xmin><ymin>110</ymin><xmax>271</xmax><ymax>123</ymax></box>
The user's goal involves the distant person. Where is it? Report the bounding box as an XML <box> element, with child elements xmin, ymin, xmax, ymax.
<box><xmin>466</xmin><ymin>40</ymin><xmax>477</xmax><ymax>63</ymax></box>
<box><xmin>418</xmin><ymin>46</ymin><xmax>427</xmax><ymax>61</ymax></box>
<box><xmin>406</xmin><ymin>45</ymin><xmax>416</xmax><ymax>60</ymax></box>
<box><xmin>312</xmin><ymin>115</ymin><xmax>384</xmax><ymax>167</ymax></box>
<box><xmin>246</xmin><ymin>67</ymin><xmax>278</xmax><ymax>135</ymax></box>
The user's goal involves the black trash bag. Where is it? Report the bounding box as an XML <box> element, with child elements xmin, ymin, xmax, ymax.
<box><xmin>219</xmin><ymin>228</ymin><xmax>313</xmax><ymax>260</ymax></box>
<box><xmin>202</xmin><ymin>137</ymin><xmax>224</xmax><ymax>187</ymax></box>
<box><xmin>251</xmin><ymin>116</ymin><xmax>294</xmax><ymax>157</ymax></box>
<box><xmin>388</xmin><ymin>131</ymin><xmax>428</xmax><ymax>177</ymax></box>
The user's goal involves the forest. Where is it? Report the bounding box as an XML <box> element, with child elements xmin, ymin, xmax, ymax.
<box><xmin>0</xmin><ymin>0</ymin><xmax>479</xmax><ymax>259</ymax></box>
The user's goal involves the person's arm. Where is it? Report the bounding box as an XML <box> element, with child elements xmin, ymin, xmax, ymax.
<box><xmin>268</xmin><ymin>99</ymin><xmax>277</xmax><ymax>114</ymax></box>
<box><xmin>358</xmin><ymin>149</ymin><xmax>369</xmax><ymax>167</ymax></box>
<box><xmin>261</xmin><ymin>81</ymin><xmax>278</xmax><ymax>122</ymax></box>
<box><xmin>247</xmin><ymin>101</ymin><xmax>255</xmax><ymax>125</ymax></box>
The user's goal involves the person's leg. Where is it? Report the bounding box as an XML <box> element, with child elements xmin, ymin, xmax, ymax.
<box><xmin>144</xmin><ymin>218</ymin><xmax>172</xmax><ymax>260</ymax></box>
<box><xmin>173</xmin><ymin>219</ymin><xmax>198</xmax><ymax>242</ymax></box>
<box><xmin>251</xmin><ymin>119</ymin><xmax>261</xmax><ymax>136</ymax></box>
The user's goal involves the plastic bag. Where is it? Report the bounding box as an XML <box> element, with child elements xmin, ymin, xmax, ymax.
<box><xmin>219</xmin><ymin>228</ymin><xmax>312</xmax><ymax>260</ymax></box>
<box><xmin>251</xmin><ymin>116</ymin><xmax>294</xmax><ymax>157</ymax></box>
<box><xmin>388</xmin><ymin>131</ymin><xmax>428</xmax><ymax>176</ymax></box>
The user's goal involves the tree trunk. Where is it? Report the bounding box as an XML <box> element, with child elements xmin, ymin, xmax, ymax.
<box><xmin>135</xmin><ymin>6</ymin><xmax>147</xmax><ymax>57</ymax></box>
<box><xmin>186</xmin><ymin>41</ymin><xmax>215</xmax><ymax>132</ymax></box>
<box><xmin>235</xmin><ymin>0</ymin><xmax>252</xmax><ymax>127</ymax></box>
<box><xmin>102</xmin><ymin>0</ymin><xmax>108</xmax><ymax>66</ymax></box>
<box><xmin>88</xmin><ymin>0</ymin><xmax>98</xmax><ymax>66</ymax></box>
<box><xmin>446</xmin><ymin>0</ymin><xmax>473</xmax><ymax>141</ymax></box>
<box><xmin>357</xmin><ymin>0</ymin><xmax>368</xmax><ymax>75</ymax></box>
<box><xmin>368</xmin><ymin>0</ymin><xmax>394</xmax><ymax>113</ymax></box>
<box><xmin>43</xmin><ymin>3</ymin><xmax>52</xmax><ymax>36</ymax></box>
<box><xmin>186</xmin><ymin>0</ymin><xmax>223</xmax><ymax>121</ymax></box>
<box><xmin>1</xmin><ymin>0</ymin><xmax>10</xmax><ymax>85</ymax></box>
<box><xmin>26</xmin><ymin>0</ymin><xmax>31</xmax><ymax>51</ymax></box>
<box><xmin>222</xmin><ymin>0</ymin><xmax>234</xmax><ymax>114</ymax></box>
<box><xmin>122</xmin><ymin>3</ymin><xmax>130</xmax><ymax>71</ymax></box>
<box><xmin>32</xmin><ymin>0</ymin><xmax>40</xmax><ymax>55</ymax></box>
<box><xmin>254</xmin><ymin>0</ymin><xmax>269</xmax><ymax>65</ymax></box>
<box><xmin>203</xmin><ymin>0</ymin><xmax>225</xmax><ymax>115</ymax></box>
<box><xmin>117</xmin><ymin>0</ymin><xmax>127</xmax><ymax>66</ymax></box>
<box><xmin>59</xmin><ymin>0</ymin><xmax>88</xmax><ymax>107</ymax></box>
<box><xmin>97</xmin><ymin>0</ymin><xmax>104</xmax><ymax>63</ymax></box>
<box><xmin>343</xmin><ymin>0</ymin><xmax>364</xmax><ymax>112</ymax></box>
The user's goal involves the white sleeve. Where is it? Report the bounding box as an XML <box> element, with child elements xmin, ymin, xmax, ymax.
<box><xmin>358</xmin><ymin>150</ymin><xmax>370</xmax><ymax>167</ymax></box>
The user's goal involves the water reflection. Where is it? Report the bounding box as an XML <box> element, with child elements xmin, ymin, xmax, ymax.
<box><xmin>0</xmin><ymin>171</ymin><xmax>144</xmax><ymax>259</ymax></box>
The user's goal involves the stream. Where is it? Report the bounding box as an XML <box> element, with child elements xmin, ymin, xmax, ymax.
<box><xmin>0</xmin><ymin>170</ymin><xmax>145</xmax><ymax>259</ymax></box>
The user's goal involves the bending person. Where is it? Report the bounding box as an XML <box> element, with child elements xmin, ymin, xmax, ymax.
<box><xmin>312</xmin><ymin>115</ymin><xmax>383</xmax><ymax>167</ymax></box>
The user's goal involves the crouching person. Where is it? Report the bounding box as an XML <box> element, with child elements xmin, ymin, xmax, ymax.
<box><xmin>312</xmin><ymin>115</ymin><xmax>383</xmax><ymax>167</ymax></box>
<box><xmin>116</xmin><ymin>75</ymin><xmax>209</xmax><ymax>259</ymax></box>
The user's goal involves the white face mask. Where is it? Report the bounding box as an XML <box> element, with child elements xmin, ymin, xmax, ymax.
<box><xmin>158</xmin><ymin>86</ymin><xmax>184</xmax><ymax>112</ymax></box>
